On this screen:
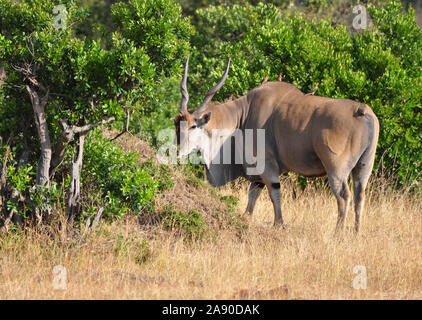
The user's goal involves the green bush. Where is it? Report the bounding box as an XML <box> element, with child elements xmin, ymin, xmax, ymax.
<box><xmin>0</xmin><ymin>0</ymin><xmax>191</xmax><ymax>225</ymax></box>
<box><xmin>83</xmin><ymin>130</ymin><xmax>166</xmax><ymax>217</ymax></box>
<box><xmin>111</xmin><ymin>0</ymin><xmax>194</xmax><ymax>77</ymax></box>
<box><xmin>0</xmin><ymin>146</ymin><xmax>63</xmax><ymax>220</ymax></box>
<box><xmin>189</xmin><ymin>3</ymin><xmax>282</xmax><ymax>102</ymax></box>
<box><xmin>159</xmin><ymin>206</ymin><xmax>208</xmax><ymax>240</ymax></box>
<box><xmin>135</xmin><ymin>77</ymin><xmax>180</xmax><ymax>145</ymax></box>
<box><xmin>219</xmin><ymin>195</ymin><xmax>239</xmax><ymax>212</ymax></box>
<box><xmin>138</xmin><ymin>159</ymin><xmax>175</xmax><ymax>191</ymax></box>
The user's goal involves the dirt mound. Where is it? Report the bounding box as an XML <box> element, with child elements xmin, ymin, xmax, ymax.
<box><xmin>156</xmin><ymin>167</ymin><xmax>232</xmax><ymax>230</ymax></box>
<box><xmin>103</xmin><ymin>129</ymin><xmax>240</xmax><ymax>231</ymax></box>
<box><xmin>102</xmin><ymin>129</ymin><xmax>153</xmax><ymax>162</ymax></box>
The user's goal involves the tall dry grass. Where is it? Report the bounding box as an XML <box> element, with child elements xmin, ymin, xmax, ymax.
<box><xmin>0</xmin><ymin>178</ymin><xmax>421</xmax><ymax>299</ymax></box>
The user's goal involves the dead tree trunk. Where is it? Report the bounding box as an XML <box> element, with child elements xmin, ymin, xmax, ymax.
<box><xmin>26</xmin><ymin>85</ymin><xmax>51</xmax><ymax>187</ymax></box>
<box><xmin>59</xmin><ymin>116</ymin><xmax>114</xmax><ymax>225</ymax></box>
<box><xmin>66</xmin><ymin>133</ymin><xmax>85</xmax><ymax>225</ymax></box>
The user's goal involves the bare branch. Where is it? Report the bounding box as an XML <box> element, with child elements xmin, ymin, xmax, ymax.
<box><xmin>25</xmin><ymin>37</ymin><xmax>35</xmax><ymax>57</ymax></box>
<box><xmin>0</xmin><ymin>210</ymin><xmax>14</xmax><ymax>233</ymax></box>
<box><xmin>75</xmin><ymin>205</ymin><xmax>103</xmax><ymax>247</ymax></box>
<box><xmin>73</xmin><ymin>116</ymin><xmax>115</xmax><ymax>135</ymax></box>
<box><xmin>27</xmin><ymin>76</ymin><xmax>48</xmax><ymax>94</ymax></box>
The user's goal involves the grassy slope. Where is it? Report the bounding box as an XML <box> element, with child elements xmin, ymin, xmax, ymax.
<box><xmin>0</xmin><ymin>132</ymin><xmax>421</xmax><ymax>299</ymax></box>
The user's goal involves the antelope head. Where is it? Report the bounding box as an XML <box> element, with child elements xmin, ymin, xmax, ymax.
<box><xmin>174</xmin><ymin>56</ymin><xmax>231</xmax><ymax>159</ymax></box>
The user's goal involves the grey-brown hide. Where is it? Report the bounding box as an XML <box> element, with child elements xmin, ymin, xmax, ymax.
<box><xmin>174</xmin><ymin>59</ymin><xmax>379</xmax><ymax>234</ymax></box>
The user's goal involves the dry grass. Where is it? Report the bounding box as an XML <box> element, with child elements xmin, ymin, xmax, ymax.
<box><xmin>0</xmin><ymin>177</ymin><xmax>421</xmax><ymax>300</ymax></box>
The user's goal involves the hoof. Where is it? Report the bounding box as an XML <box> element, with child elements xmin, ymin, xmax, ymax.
<box><xmin>273</xmin><ymin>222</ymin><xmax>287</xmax><ymax>229</ymax></box>
<box><xmin>354</xmin><ymin>225</ymin><xmax>360</xmax><ymax>234</ymax></box>
<box><xmin>333</xmin><ymin>228</ymin><xmax>345</xmax><ymax>240</ymax></box>
<box><xmin>241</xmin><ymin>212</ymin><xmax>252</xmax><ymax>223</ymax></box>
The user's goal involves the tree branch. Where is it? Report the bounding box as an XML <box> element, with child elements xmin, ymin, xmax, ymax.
<box><xmin>73</xmin><ymin>116</ymin><xmax>115</xmax><ymax>135</ymax></box>
<box><xmin>50</xmin><ymin>116</ymin><xmax>115</xmax><ymax>179</ymax></box>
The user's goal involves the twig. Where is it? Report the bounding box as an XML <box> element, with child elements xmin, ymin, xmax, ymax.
<box><xmin>73</xmin><ymin>116</ymin><xmax>115</xmax><ymax>135</ymax></box>
<box><xmin>110</xmin><ymin>107</ymin><xmax>131</xmax><ymax>141</ymax></box>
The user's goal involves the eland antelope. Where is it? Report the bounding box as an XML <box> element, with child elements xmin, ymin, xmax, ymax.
<box><xmin>174</xmin><ymin>57</ymin><xmax>379</xmax><ymax>234</ymax></box>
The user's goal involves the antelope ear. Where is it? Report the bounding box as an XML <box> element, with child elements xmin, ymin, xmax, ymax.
<box><xmin>174</xmin><ymin>114</ymin><xmax>182</xmax><ymax>125</ymax></box>
<box><xmin>196</xmin><ymin>112</ymin><xmax>212</xmax><ymax>127</ymax></box>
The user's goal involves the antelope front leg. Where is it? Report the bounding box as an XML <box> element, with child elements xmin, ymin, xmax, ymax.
<box><xmin>244</xmin><ymin>181</ymin><xmax>264</xmax><ymax>217</ymax></box>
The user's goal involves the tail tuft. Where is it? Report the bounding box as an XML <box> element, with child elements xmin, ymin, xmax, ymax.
<box><xmin>354</xmin><ymin>104</ymin><xmax>368</xmax><ymax>117</ymax></box>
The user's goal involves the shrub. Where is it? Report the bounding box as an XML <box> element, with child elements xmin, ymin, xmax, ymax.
<box><xmin>135</xmin><ymin>77</ymin><xmax>180</xmax><ymax>146</ymax></box>
<box><xmin>83</xmin><ymin>130</ymin><xmax>165</xmax><ymax>218</ymax></box>
<box><xmin>219</xmin><ymin>195</ymin><xmax>239</xmax><ymax>212</ymax></box>
<box><xmin>159</xmin><ymin>206</ymin><xmax>208</xmax><ymax>240</ymax></box>
<box><xmin>0</xmin><ymin>0</ymin><xmax>192</xmax><ymax>225</ymax></box>
<box><xmin>138</xmin><ymin>159</ymin><xmax>175</xmax><ymax>191</ymax></box>
<box><xmin>111</xmin><ymin>0</ymin><xmax>194</xmax><ymax>77</ymax></box>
